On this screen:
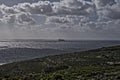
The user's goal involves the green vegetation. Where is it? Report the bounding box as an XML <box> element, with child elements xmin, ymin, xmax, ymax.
<box><xmin>0</xmin><ymin>45</ymin><xmax>120</xmax><ymax>80</ymax></box>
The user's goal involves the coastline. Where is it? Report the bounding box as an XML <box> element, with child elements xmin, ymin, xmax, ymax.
<box><xmin>0</xmin><ymin>45</ymin><xmax>120</xmax><ymax>79</ymax></box>
<box><xmin>0</xmin><ymin>63</ymin><xmax>6</xmax><ymax>66</ymax></box>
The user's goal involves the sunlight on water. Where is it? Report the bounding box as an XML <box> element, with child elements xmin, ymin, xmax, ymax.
<box><xmin>0</xmin><ymin>63</ymin><xmax>6</xmax><ymax>65</ymax></box>
<box><xmin>0</xmin><ymin>42</ymin><xmax>8</xmax><ymax>49</ymax></box>
<box><xmin>0</xmin><ymin>40</ymin><xmax>120</xmax><ymax>64</ymax></box>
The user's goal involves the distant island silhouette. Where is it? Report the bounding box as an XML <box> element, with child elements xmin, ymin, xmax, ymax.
<box><xmin>58</xmin><ymin>39</ymin><xmax>65</xmax><ymax>42</ymax></box>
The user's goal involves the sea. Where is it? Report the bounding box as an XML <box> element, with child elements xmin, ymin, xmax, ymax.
<box><xmin>0</xmin><ymin>39</ymin><xmax>120</xmax><ymax>65</ymax></box>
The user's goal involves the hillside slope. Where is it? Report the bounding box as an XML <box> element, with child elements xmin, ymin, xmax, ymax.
<box><xmin>0</xmin><ymin>45</ymin><xmax>120</xmax><ymax>80</ymax></box>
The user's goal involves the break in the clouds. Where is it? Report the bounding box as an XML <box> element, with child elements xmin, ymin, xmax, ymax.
<box><xmin>0</xmin><ymin>0</ymin><xmax>120</xmax><ymax>39</ymax></box>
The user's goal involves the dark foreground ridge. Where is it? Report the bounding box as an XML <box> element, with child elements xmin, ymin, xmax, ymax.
<box><xmin>0</xmin><ymin>45</ymin><xmax>120</xmax><ymax>80</ymax></box>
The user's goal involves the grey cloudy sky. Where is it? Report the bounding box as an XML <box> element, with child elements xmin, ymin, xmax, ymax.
<box><xmin>0</xmin><ymin>0</ymin><xmax>120</xmax><ymax>40</ymax></box>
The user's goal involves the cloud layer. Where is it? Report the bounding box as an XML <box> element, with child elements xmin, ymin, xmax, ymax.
<box><xmin>0</xmin><ymin>0</ymin><xmax>120</xmax><ymax>39</ymax></box>
<box><xmin>0</xmin><ymin>0</ymin><xmax>119</xmax><ymax>24</ymax></box>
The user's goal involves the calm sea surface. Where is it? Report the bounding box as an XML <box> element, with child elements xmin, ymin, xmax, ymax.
<box><xmin>0</xmin><ymin>40</ymin><xmax>120</xmax><ymax>64</ymax></box>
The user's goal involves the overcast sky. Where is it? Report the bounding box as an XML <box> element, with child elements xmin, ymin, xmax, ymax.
<box><xmin>0</xmin><ymin>0</ymin><xmax>120</xmax><ymax>40</ymax></box>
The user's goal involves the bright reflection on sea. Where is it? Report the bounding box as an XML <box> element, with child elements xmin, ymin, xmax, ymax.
<box><xmin>0</xmin><ymin>42</ymin><xmax>9</xmax><ymax>49</ymax></box>
<box><xmin>0</xmin><ymin>40</ymin><xmax>120</xmax><ymax>51</ymax></box>
<box><xmin>0</xmin><ymin>40</ymin><xmax>120</xmax><ymax>64</ymax></box>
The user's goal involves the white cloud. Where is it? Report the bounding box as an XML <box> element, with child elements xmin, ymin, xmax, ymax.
<box><xmin>0</xmin><ymin>4</ymin><xmax>18</xmax><ymax>14</ymax></box>
<box><xmin>53</xmin><ymin>0</ymin><xmax>96</xmax><ymax>16</ymax></box>
<box><xmin>46</xmin><ymin>16</ymin><xmax>72</xmax><ymax>24</ymax></box>
<box><xmin>0</xmin><ymin>0</ymin><xmax>120</xmax><ymax>38</ymax></box>
<box><xmin>93</xmin><ymin>0</ymin><xmax>116</xmax><ymax>9</ymax></box>
<box><xmin>14</xmin><ymin>1</ymin><xmax>53</xmax><ymax>15</ymax></box>
<box><xmin>0</xmin><ymin>12</ymin><xmax>36</xmax><ymax>25</ymax></box>
<box><xmin>0</xmin><ymin>0</ymin><xmax>97</xmax><ymax>25</ymax></box>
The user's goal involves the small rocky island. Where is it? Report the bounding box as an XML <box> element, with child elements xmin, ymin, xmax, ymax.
<box><xmin>58</xmin><ymin>39</ymin><xmax>65</xmax><ymax>42</ymax></box>
<box><xmin>0</xmin><ymin>45</ymin><xmax>120</xmax><ymax>80</ymax></box>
